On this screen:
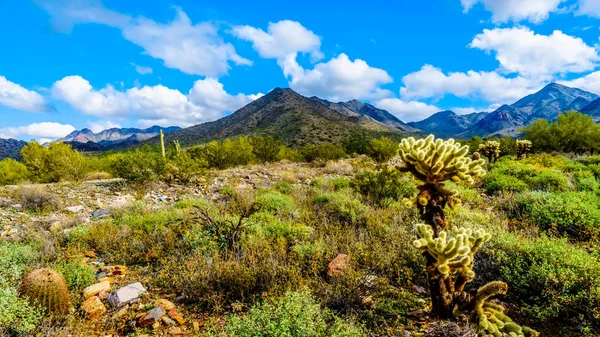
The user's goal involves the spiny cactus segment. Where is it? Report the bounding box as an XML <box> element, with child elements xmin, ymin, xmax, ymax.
<box><xmin>516</xmin><ymin>140</ymin><xmax>532</xmax><ymax>160</ymax></box>
<box><xmin>19</xmin><ymin>268</ymin><xmax>71</xmax><ymax>316</ymax></box>
<box><xmin>399</xmin><ymin>135</ymin><xmax>486</xmax><ymax>185</ymax></box>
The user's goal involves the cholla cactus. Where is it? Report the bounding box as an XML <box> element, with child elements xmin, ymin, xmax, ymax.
<box><xmin>399</xmin><ymin>135</ymin><xmax>486</xmax><ymax>186</ymax></box>
<box><xmin>516</xmin><ymin>140</ymin><xmax>532</xmax><ymax>160</ymax></box>
<box><xmin>174</xmin><ymin>140</ymin><xmax>181</xmax><ymax>155</ymax></box>
<box><xmin>19</xmin><ymin>268</ymin><xmax>70</xmax><ymax>316</ymax></box>
<box><xmin>475</xmin><ymin>282</ymin><xmax>539</xmax><ymax>337</ymax></box>
<box><xmin>478</xmin><ymin>141</ymin><xmax>501</xmax><ymax>163</ymax></box>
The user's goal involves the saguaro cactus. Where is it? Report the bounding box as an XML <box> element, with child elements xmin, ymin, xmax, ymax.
<box><xmin>160</xmin><ymin>129</ymin><xmax>166</xmax><ymax>159</ymax></box>
<box><xmin>19</xmin><ymin>268</ymin><xmax>70</xmax><ymax>316</ymax></box>
<box><xmin>173</xmin><ymin>140</ymin><xmax>181</xmax><ymax>156</ymax></box>
<box><xmin>478</xmin><ymin>141</ymin><xmax>501</xmax><ymax>163</ymax></box>
<box><xmin>398</xmin><ymin>135</ymin><xmax>537</xmax><ymax>336</ymax></box>
<box><xmin>516</xmin><ymin>140</ymin><xmax>532</xmax><ymax>160</ymax></box>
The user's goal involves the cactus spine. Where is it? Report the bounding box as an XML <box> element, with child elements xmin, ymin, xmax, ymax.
<box><xmin>160</xmin><ymin>129</ymin><xmax>166</xmax><ymax>159</ymax></box>
<box><xmin>478</xmin><ymin>140</ymin><xmax>501</xmax><ymax>163</ymax></box>
<box><xmin>516</xmin><ymin>139</ymin><xmax>532</xmax><ymax>160</ymax></box>
<box><xmin>398</xmin><ymin>135</ymin><xmax>537</xmax><ymax>336</ymax></box>
<box><xmin>19</xmin><ymin>268</ymin><xmax>70</xmax><ymax>316</ymax></box>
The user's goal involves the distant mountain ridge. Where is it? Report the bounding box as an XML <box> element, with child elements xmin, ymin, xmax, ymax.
<box><xmin>145</xmin><ymin>87</ymin><xmax>406</xmax><ymax>148</ymax></box>
<box><xmin>60</xmin><ymin>125</ymin><xmax>180</xmax><ymax>151</ymax></box>
<box><xmin>407</xmin><ymin>110</ymin><xmax>487</xmax><ymax>136</ymax></box>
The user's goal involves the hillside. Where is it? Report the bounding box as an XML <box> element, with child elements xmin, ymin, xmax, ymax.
<box><xmin>0</xmin><ymin>138</ymin><xmax>27</xmax><ymax>160</ymax></box>
<box><xmin>406</xmin><ymin>110</ymin><xmax>487</xmax><ymax>135</ymax></box>
<box><xmin>61</xmin><ymin>125</ymin><xmax>180</xmax><ymax>151</ymax></box>
<box><xmin>149</xmin><ymin>88</ymin><xmax>405</xmax><ymax>147</ymax></box>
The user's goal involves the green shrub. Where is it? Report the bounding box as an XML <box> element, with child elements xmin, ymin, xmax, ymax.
<box><xmin>0</xmin><ymin>283</ymin><xmax>42</xmax><ymax>335</ymax></box>
<box><xmin>214</xmin><ymin>290</ymin><xmax>364</xmax><ymax>337</ymax></box>
<box><xmin>314</xmin><ymin>192</ymin><xmax>367</xmax><ymax>226</ymax></box>
<box><xmin>277</xmin><ymin>146</ymin><xmax>304</xmax><ymax>162</ymax></box>
<box><xmin>251</xmin><ymin>136</ymin><xmax>282</xmax><ymax>163</ymax></box>
<box><xmin>249</xmin><ymin>212</ymin><xmax>313</xmax><ymax>243</ymax></box>
<box><xmin>110</xmin><ymin>147</ymin><xmax>166</xmax><ymax>182</ymax></box>
<box><xmin>353</xmin><ymin>168</ymin><xmax>417</xmax><ymax>205</ymax></box>
<box><xmin>255</xmin><ymin>191</ymin><xmax>298</xmax><ymax>216</ymax></box>
<box><xmin>191</xmin><ymin>137</ymin><xmax>257</xmax><ymax>169</ymax></box>
<box><xmin>481</xmin><ymin>231</ymin><xmax>600</xmax><ymax>329</ymax></box>
<box><xmin>0</xmin><ymin>242</ymin><xmax>39</xmax><ymax>284</ymax></box>
<box><xmin>300</xmin><ymin>143</ymin><xmax>346</xmax><ymax>163</ymax></box>
<box><xmin>0</xmin><ymin>158</ymin><xmax>29</xmax><ymax>185</ymax></box>
<box><xmin>164</xmin><ymin>152</ymin><xmax>204</xmax><ymax>183</ymax></box>
<box><xmin>512</xmin><ymin>191</ymin><xmax>600</xmax><ymax>241</ymax></box>
<box><xmin>366</xmin><ymin>137</ymin><xmax>397</xmax><ymax>163</ymax></box>
<box><xmin>275</xmin><ymin>181</ymin><xmax>292</xmax><ymax>194</ymax></box>
<box><xmin>331</xmin><ymin>178</ymin><xmax>351</xmax><ymax>191</ymax></box>
<box><xmin>53</xmin><ymin>258</ymin><xmax>96</xmax><ymax>293</ymax></box>
<box><xmin>527</xmin><ymin>171</ymin><xmax>569</xmax><ymax>192</ymax></box>
<box><xmin>21</xmin><ymin>141</ymin><xmax>88</xmax><ymax>182</ymax></box>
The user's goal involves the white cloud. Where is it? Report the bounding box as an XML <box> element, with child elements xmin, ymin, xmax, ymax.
<box><xmin>88</xmin><ymin>120</ymin><xmax>121</xmax><ymax>133</ymax></box>
<box><xmin>232</xmin><ymin>20</ymin><xmax>323</xmax><ymax>63</ymax></box>
<box><xmin>575</xmin><ymin>0</ymin><xmax>600</xmax><ymax>17</ymax></box>
<box><xmin>460</xmin><ymin>0</ymin><xmax>566</xmax><ymax>23</ymax></box>
<box><xmin>130</xmin><ymin>63</ymin><xmax>153</xmax><ymax>75</ymax></box>
<box><xmin>470</xmin><ymin>27</ymin><xmax>599</xmax><ymax>78</ymax></box>
<box><xmin>37</xmin><ymin>1</ymin><xmax>251</xmax><ymax>77</ymax></box>
<box><xmin>52</xmin><ymin>75</ymin><xmax>261</xmax><ymax>127</ymax></box>
<box><xmin>0</xmin><ymin>76</ymin><xmax>47</xmax><ymax>112</ymax></box>
<box><xmin>0</xmin><ymin>122</ymin><xmax>75</xmax><ymax>140</ymax></box>
<box><xmin>289</xmin><ymin>53</ymin><xmax>394</xmax><ymax>101</ymax></box>
<box><xmin>374</xmin><ymin>98</ymin><xmax>440</xmax><ymax>122</ymax></box>
<box><xmin>560</xmin><ymin>71</ymin><xmax>600</xmax><ymax>94</ymax></box>
<box><xmin>400</xmin><ymin>64</ymin><xmax>539</xmax><ymax>103</ymax></box>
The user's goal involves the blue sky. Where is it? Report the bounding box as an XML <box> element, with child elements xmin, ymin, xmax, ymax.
<box><xmin>1</xmin><ymin>0</ymin><xmax>600</xmax><ymax>141</ymax></box>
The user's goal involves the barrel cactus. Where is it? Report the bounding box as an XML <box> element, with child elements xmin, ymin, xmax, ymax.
<box><xmin>19</xmin><ymin>268</ymin><xmax>70</xmax><ymax>316</ymax></box>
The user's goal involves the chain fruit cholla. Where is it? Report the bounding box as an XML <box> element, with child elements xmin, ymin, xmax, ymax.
<box><xmin>19</xmin><ymin>268</ymin><xmax>70</xmax><ymax>316</ymax></box>
<box><xmin>398</xmin><ymin>135</ymin><xmax>538</xmax><ymax>337</ymax></box>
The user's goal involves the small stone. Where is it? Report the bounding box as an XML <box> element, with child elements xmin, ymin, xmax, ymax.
<box><xmin>83</xmin><ymin>281</ymin><xmax>111</xmax><ymax>299</ymax></box>
<box><xmin>116</xmin><ymin>307</ymin><xmax>129</xmax><ymax>318</ymax></box>
<box><xmin>193</xmin><ymin>321</ymin><xmax>200</xmax><ymax>331</ymax></box>
<box><xmin>98</xmin><ymin>290</ymin><xmax>110</xmax><ymax>300</ymax></box>
<box><xmin>112</xmin><ymin>265</ymin><xmax>127</xmax><ymax>275</ymax></box>
<box><xmin>327</xmin><ymin>254</ymin><xmax>350</xmax><ymax>278</ymax></box>
<box><xmin>168</xmin><ymin>326</ymin><xmax>183</xmax><ymax>335</ymax></box>
<box><xmin>156</xmin><ymin>299</ymin><xmax>176</xmax><ymax>311</ymax></box>
<box><xmin>81</xmin><ymin>296</ymin><xmax>107</xmax><ymax>319</ymax></box>
<box><xmin>168</xmin><ymin>309</ymin><xmax>185</xmax><ymax>325</ymax></box>
<box><xmin>161</xmin><ymin>316</ymin><xmax>177</xmax><ymax>326</ymax></box>
<box><xmin>151</xmin><ymin>321</ymin><xmax>161</xmax><ymax>329</ymax></box>
<box><xmin>108</xmin><ymin>282</ymin><xmax>147</xmax><ymax>308</ymax></box>
<box><xmin>85</xmin><ymin>250</ymin><xmax>97</xmax><ymax>258</ymax></box>
<box><xmin>96</xmin><ymin>272</ymin><xmax>107</xmax><ymax>279</ymax></box>
<box><xmin>98</xmin><ymin>276</ymin><xmax>115</xmax><ymax>284</ymax></box>
<box><xmin>138</xmin><ymin>306</ymin><xmax>166</xmax><ymax>328</ymax></box>
<box><xmin>66</xmin><ymin>205</ymin><xmax>84</xmax><ymax>213</ymax></box>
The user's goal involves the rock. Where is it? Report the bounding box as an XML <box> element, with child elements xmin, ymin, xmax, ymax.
<box><xmin>11</xmin><ymin>204</ymin><xmax>22</xmax><ymax>209</ymax></box>
<box><xmin>156</xmin><ymin>299</ymin><xmax>176</xmax><ymax>311</ymax></box>
<box><xmin>193</xmin><ymin>321</ymin><xmax>200</xmax><ymax>331</ymax></box>
<box><xmin>83</xmin><ymin>281</ymin><xmax>111</xmax><ymax>299</ymax></box>
<box><xmin>91</xmin><ymin>209</ymin><xmax>110</xmax><ymax>217</ymax></box>
<box><xmin>98</xmin><ymin>290</ymin><xmax>110</xmax><ymax>300</ymax></box>
<box><xmin>168</xmin><ymin>309</ymin><xmax>185</xmax><ymax>325</ymax></box>
<box><xmin>161</xmin><ymin>316</ymin><xmax>177</xmax><ymax>326</ymax></box>
<box><xmin>66</xmin><ymin>205</ymin><xmax>84</xmax><ymax>213</ymax></box>
<box><xmin>116</xmin><ymin>307</ymin><xmax>129</xmax><ymax>318</ymax></box>
<box><xmin>97</xmin><ymin>276</ymin><xmax>115</xmax><ymax>284</ymax></box>
<box><xmin>81</xmin><ymin>296</ymin><xmax>107</xmax><ymax>319</ymax></box>
<box><xmin>100</xmin><ymin>265</ymin><xmax>127</xmax><ymax>276</ymax></box>
<box><xmin>152</xmin><ymin>321</ymin><xmax>161</xmax><ymax>329</ymax></box>
<box><xmin>327</xmin><ymin>254</ymin><xmax>350</xmax><ymax>277</ymax></box>
<box><xmin>138</xmin><ymin>306</ymin><xmax>166</xmax><ymax>328</ymax></box>
<box><xmin>108</xmin><ymin>282</ymin><xmax>147</xmax><ymax>308</ymax></box>
<box><xmin>168</xmin><ymin>326</ymin><xmax>184</xmax><ymax>335</ymax></box>
<box><xmin>85</xmin><ymin>250</ymin><xmax>97</xmax><ymax>258</ymax></box>
<box><xmin>413</xmin><ymin>284</ymin><xmax>427</xmax><ymax>295</ymax></box>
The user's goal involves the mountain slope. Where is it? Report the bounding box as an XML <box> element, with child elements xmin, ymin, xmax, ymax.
<box><xmin>0</xmin><ymin>138</ymin><xmax>27</xmax><ymax>160</ymax></box>
<box><xmin>407</xmin><ymin>110</ymin><xmax>487</xmax><ymax>135</ymax></box>
<box><xmin>313</xmin><ymin>98</ymin><xmax>418</xmax><ymax>132</ymax></box>
<box><xmin>462</xmin><ymin>83</ymin><xmax>600</xmax><ymax>137</ymax></box>
<box><xmin>580</xmin><ymin>98</ymin><xmax>600</xmax><ymax>122</ymax></box>
<box><xmin>149</xmin><ymin>88</ymin><xmax>405</xmax><ymax>148</ymax></box>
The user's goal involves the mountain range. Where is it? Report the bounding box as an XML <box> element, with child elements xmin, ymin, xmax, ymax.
<box><xmin>2</xmin><ymin>82</ymin><xmax>600</xmax><ymax>161</ymax></box>
<box><xmin>60</xmin><ymin>125</ymin><xmax>180</xmax><ymax>151</ymax></box>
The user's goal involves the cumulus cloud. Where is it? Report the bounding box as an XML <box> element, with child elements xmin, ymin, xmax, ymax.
<box><xmin>460</xmin><ymin>0</ymin><xmax>567</xmax><ymax>23</ymax></box>
<box><xmin>52</xmin><ymin>75</ymin><xmax>261</xmax><ymax>127</ymax></box>
<box><xmin>0</xmin><ymin>122</ymin><xmax>75</xmax><ymax>140</ymax></box>
<box><xmin>234</xmin><ymin>20</ymin><xmax>392</xmax><ymax>101</ymax></box>
<box><xmin>37</xmin><ymin>1</ymin><xmax>251</xmax><ymax>77</ymax></box>
<box><xmin>374</xmin><ymin>98</ymin><xmax>440</xmax><ymax>122</ymax></box>
<box><xmin>88</xmin><ymin>120</ymin><xmax>121</xmax><ymax>133</ymax></box>
<box><xmin>0</xmin><ymin>76</ymin><xmax>47</xmax><ymax>112</ymax></box>
<box><xmin>470</xmin><ymin>27</ymin><xmax>599</xmax><ymax>78</ymax></box>
<box><xmin>232</xmin><ymin>20</ymin><xmax>323</xmax><ymax>63</ymax></box>
<box><xmin>130</xmin><ymin>63</ymin><xmax>153</xmax><ymax>75</ymax></box>
<box><xmin>400</xmin><ymin>64</ymin><xmax>540</xmax><ymax>103</ymax></box>
<box><xmin>576</xmin><ymin>0</ymin><xmax>600</xmax><ymax>17</ymax></box>
<box><xmin>560</xmin><ymin>71</ymin><xmax>600</xmax><ymax>94</ymax></box>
